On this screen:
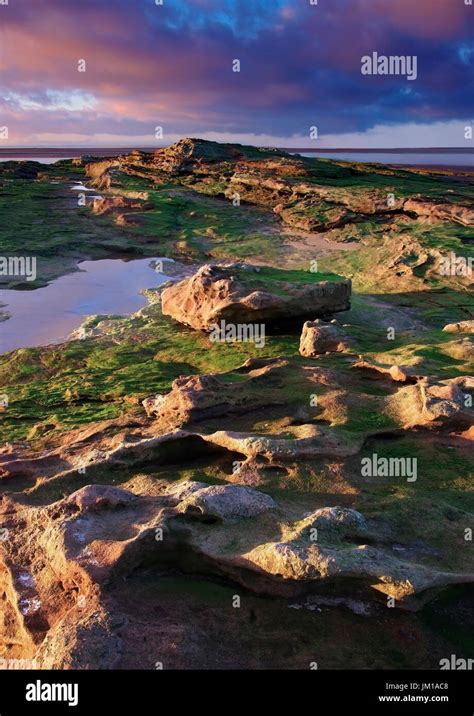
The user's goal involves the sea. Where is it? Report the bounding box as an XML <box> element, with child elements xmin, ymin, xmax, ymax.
<box><xmin>0</xmin><ymin>150</ymin><xmax>473</xmax><ymax>168</ymax></box>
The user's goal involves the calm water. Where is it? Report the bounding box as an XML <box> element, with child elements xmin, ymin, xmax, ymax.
<box><xmin>0</xmin><ymin>258</ymin><xmax>171</xmax><ymax>354</ymax></box>
<box><xmin>1</xmin><ymin>153</ymin><xmax>473</xmax><ymax>167</ymax></box>
<box><xmin>0</xmin><ymin>157</ymin><xmax>64</xmax><ymax>164</ymax></box>
<box><xmin>300</xmin><ymin>152</ymin><xmax>474</xmax><ymax>167</ymax></box>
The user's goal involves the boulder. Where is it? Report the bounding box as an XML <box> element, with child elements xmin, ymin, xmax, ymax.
<box><xmin>161</xmin><ymin>264</ymin><xmax>351</xmax><ymax>331</ymax></box>
<box><xmin>304</xmin><ymin>506</ymin><xmax>367</xmax><ymax>532</ymax></box>
<box><xmin>66</xmin><ymin>485</ymin><xmax>136</xmax><ymax>512</ymax></box>
<box><xmin>299</xmin><ymin>320</ymin><xmax>350</xmax><ymax>356</ymax></box>
<box><xmin>176</xmin><ymin>484</ymin><xmax>277</xmax><ymax>522</ymax></box>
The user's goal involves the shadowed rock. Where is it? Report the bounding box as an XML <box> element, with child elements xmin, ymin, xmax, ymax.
<box><xmin>2</xmin><ymin>477</ymin><xmax>473</xmax><ymax>667</ymax></box>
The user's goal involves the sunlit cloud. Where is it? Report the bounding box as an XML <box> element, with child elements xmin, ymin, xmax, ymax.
<box><xmin>0</xmin><ymin>0</ymin><xmax>472</xmax><ymax>147</ymax></box>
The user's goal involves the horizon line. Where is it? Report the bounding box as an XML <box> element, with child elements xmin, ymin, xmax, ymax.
<box><xmin>1</xmin><ymin>146</ymin><xmax>474</xmax><ymax>156</ymax></box>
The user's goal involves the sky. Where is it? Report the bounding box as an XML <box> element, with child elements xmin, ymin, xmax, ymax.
<box><xmin>0</xmin><ymin>0</ymin><xmax>473</xmax><ymax>148</ymax></box>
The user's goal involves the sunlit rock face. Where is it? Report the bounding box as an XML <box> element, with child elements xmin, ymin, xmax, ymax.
<box><xmin>161</xmin><ymin>264</ymin><xmax>351</xmax><ymax>331</ymax></box>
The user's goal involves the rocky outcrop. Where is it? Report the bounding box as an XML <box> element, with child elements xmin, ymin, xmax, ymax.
<box><xmin>442</xmin><ymin>338</ymin><xmax>474</xmax><ymax>361</ymax></box>
<box><xmin>1</xmin><ymin>340</ymin><xmax>473</xmax><ymax>668</ymax></box>
<box><xmin>404</xmin><ymin>200</ymin><xmax>474</xmax><ymax>226</ymax></box>
<box><xmin>443</xmin><ymin>320</ymin><xmax>474</xmax><ymax>334</ymax></box>
<box><xmin>78</xmin><ymin>139</ymin><xmax>474</xmax><ymax>241</ymax></box>
<box><xmin>241</xmin><ymin>541</ymin><xmax>464</xmax><ymax>600</ymax></box>
<box><xmin>4</xmin><ymin>353</ymin><xmax>470</xmax><ymax>487</ymax></box>
<box><xmin>141</xmin><ymin>371</ymin><xmax>270</xmax><ymax>425</ymax></box>
<box><xmin>3</xmin><ymin>138</ymin><xmax>474</xmax><ymax>671</ymax></box>
<box><xmin>388</xmin><ymin>378</ymin><xmax>473</xmax><ymax>429</ymax></box>
<box><xmin>161</xmin><ymin>264</ymin><xmax>351</xmax><ymax>330</ymax></box>
<box><xmin>2</xmin><ymin>476</ymin><xmax>473</xmax><ymax>668</ymax></box>
<box><xmin>151</xmin><ymin>137</ymin><xmax>245</xmax><ymax>173</ymax></box>
<box><xmin>85</xmin><ymin>159</ymin><xmax>119</xmax><ymax>180</ymax></box>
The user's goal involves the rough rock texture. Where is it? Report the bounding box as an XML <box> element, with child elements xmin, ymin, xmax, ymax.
<box><xmin>388</xmin><ymin>378</ymin><xmax>472</xmax><ymax>428</ymax></box>
<box><xmin>162</xmin><ymin>264</ymin><xmax>351</xmax><ymax>330</ymax></box>
<box><xmin>241</xmin><ymin>542</ymin><xmax>465</xmax><ymax>599</ymax></box>
<box><xmin>84</xmin><ymin>159</ymin><xmax>119</xmax><ymax>191</ymax></box>
<box><xmin>0</xmin><ymin>348</ymin><xmax>472</xmax><ymax>669</ymax></box>
<box><xmin>353</xmin><ymin>360</ymin><xmax>420</xmax><ymax>383</ymax></box>
<box><xmin>404</xmin><ymin>200</ymin><xmax>474</xmax><ymax>226</ymax></box>
<box><xmin>1</xmin><ymin>476</ymin><xmax>472</xmax><ymax>668</ymax></box>
<box><xmin>443</xmin><ymin>320</ymin><xmax>474</xmax><ymax>334</ymax></box>
<box><xmin>66</xmin><ymin>485</ymin><xmax>137</xmax><ymax>512</ymax></box>
<box><xmin>36</xmin><ymin>610</ymin><xmax>123</xmax><ymax>670</ymax></box>
<box><xmin>3</xmin><ymin>354</ymin><xmax>470</xmax><ymax>488</ymax></box>
<box><xmin>176</xmin><ymin>484</ymin><xmax>277</xmax><ymax>522</ymax></box>
<box><xmin>306</xmin><ymin>506</ymin><xmax>367</xmax><ymax>531</ymax></box>
<box><xmin>443</xmin><ymin>338</ymin><xmax>474</xmax><ymax>361</ymax></box>
<box><xmin>81</xmin><ymin>139</ymin><xmax>474</xmax><ymax>238</ymax></box>
<box><xmin>85</xmin><ymin>159</ymin><xmax>118</xmax><ymax>179</ymax></box>
<box><xmin>299</xmin><ymin>320</ymin><xmax>350</xmax><ymax>356</ymax></box>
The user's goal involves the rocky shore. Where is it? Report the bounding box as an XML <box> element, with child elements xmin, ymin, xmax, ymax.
<box><xmin>0</xmin><ymin>139</ymin><xmax>473</xmax><ymax>669</ymax></box>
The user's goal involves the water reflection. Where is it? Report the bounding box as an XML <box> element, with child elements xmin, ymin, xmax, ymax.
<box><xmin>0</xmin><ymin>257</ymin><xmax>171</xmax><ymax>353</ymax></box>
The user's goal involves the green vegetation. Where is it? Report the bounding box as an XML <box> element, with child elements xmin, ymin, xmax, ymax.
<box><xmin>0</xmin><ymin>305</ymin><xmax>298</xmax><ymax>441</ymax></box>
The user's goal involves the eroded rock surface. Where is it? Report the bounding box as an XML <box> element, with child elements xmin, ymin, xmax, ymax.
<box><xmin>299</xmin><ymin>320</ymin><xmax>350</xmax><ymax>356</ymax></box>
<box><xmin>2</xmin><ymin>475</ymin><xmax>473</xmax><ymax>668</ymax></box>
<box><xmin>176</xmin><ymin>484</ymin><xmax>277</xmax><ymax>522</ymax></box>
<box><xmin>79</xmin><ymin>139</ymin><xmax>474</xmax><ymax>242</ymax></box>
<box><xmin>162</xmin><ymin>264</ymin><xmax>351</xmax><ymax>330</ymax></box>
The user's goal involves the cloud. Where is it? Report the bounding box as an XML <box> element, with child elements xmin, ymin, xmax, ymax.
<box><xmin>0</xmin><ymin>0</ymin><xmax>472</xmax><ymax>146</ymax></box>
<box><xmin>4</xmin><ymin>91</ymin><xmax>97</xmax><ymax>113</ymax></box>
<box><xmin>371</xmin><ymin>0</ymin><xmax>468</xmax><ymax>39</ymax></box>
